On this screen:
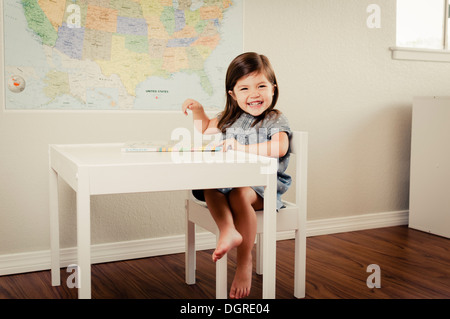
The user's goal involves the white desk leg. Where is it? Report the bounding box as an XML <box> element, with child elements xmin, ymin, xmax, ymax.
<box><xmin>185</xmin><ymin>200</ymin><xmax>196</xmax><ymax>285</ymax></box>
<box><xmin>49</xmin><ymin>166</ymin><xmax>61</xmax><ymax>286</ymax></box>
<box><xmin>216</xmin><ymin>231</ymin><xmax>228</xmax><ymax>299</ymax></box>
<box><xmin>77</xmin><ymin>169</ymin><xmax>91</xmax><ymax>299</ymax></box>
<box><xmin>262</xmin><ymin>169</ymin><xmax>277</xmax><ymax>299</ymax></box>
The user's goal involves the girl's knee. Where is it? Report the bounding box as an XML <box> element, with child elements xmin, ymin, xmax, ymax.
<box><xmin>204</xmin><ymin>189</ymin><xmax>225</xmax><ymax>203</ymax></box>
<box><xmin>229</xmin><ymin>188</ymin><xmax>254</xmax><ymax>206</ymax></box>
<box><xmin>203</xmin><ymin>189</ymin><xmax>215</xmax><ymax>197</ymax></box>
<box><xmin>204</xmin><ymin>189</ymin><xmax>222</xmax><ymax>197</ymax></box>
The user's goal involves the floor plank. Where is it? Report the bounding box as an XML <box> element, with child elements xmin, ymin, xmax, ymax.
<box><xmin>0</xmin><ymin>226</ymin><xmax>449</xmax><ymax>299</ymax></box>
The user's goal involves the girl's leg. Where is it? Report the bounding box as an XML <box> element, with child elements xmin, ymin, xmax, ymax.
<box><xmin>203</xmin><ymin>189</ymin><xmax>243</xmax><ymax>262</ymax></box>
<box><xmin>228</xmin><ymin>187</ymin><xmax>263</xmax><ymax>299</ymax></box>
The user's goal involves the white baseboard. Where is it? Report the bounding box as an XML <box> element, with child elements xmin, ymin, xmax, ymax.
<box><xmin>0</xmin><ymin>210</ymin><xmax>408</xmax><ymax>276</ymax></box>
<box><xmin>306</xmin><ymin>210</ymin><xmax>409</xmax><ymax>237</ymax></box>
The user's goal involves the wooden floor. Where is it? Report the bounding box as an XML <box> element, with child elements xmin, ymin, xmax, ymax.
<box><xmin>1</xmin><ymin>226</ymin><xmax>449</xmax><ymax>299</ymax></box>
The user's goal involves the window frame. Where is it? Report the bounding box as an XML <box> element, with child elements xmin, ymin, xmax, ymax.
<box><xmin>391</xmin><ymin>0</ymin><xmax>450</xmax><ymax>62</ymax></box>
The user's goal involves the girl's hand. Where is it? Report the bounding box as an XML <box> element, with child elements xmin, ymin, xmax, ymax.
<box><xmin>218</xmin><ymin>138</ymin><xmax>243</xmax><ymax>152</ymax></box>
<box><xmin>182</xmin><ymin>99</ymin><xmax>203</xmax><ymax>116</ymax></box>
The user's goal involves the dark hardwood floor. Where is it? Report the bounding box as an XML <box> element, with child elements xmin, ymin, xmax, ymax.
<box><xmin>1</xmin><ymin>226</ymin><xmax>449</xmax><ymax>299</ymax></box>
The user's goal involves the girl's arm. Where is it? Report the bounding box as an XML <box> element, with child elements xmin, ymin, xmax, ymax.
<box><xmin>182</xmin><ymin>99</ymin><xmax>220</xmax><ymax>134</ymax></box>
<box><xmin>222</xmin><ymin>132</ymin><xmax>290</xmax><ymax>158</ymax></box>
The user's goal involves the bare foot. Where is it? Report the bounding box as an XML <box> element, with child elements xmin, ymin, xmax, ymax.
<box><xmin>212</xmin><ymin>228</ymin><xmax>242</xmax><ymax>262</ymax></box>
<box><xmin>229</xmin><ymin>257</ymin><xmax>253</xmax><ymax>299</ymax></box>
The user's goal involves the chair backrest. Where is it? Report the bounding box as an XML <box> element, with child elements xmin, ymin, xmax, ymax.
<box><xmin>289</xmin><ymin>131</ymin><xmax>308</xmax><ymax>211</ymax></box>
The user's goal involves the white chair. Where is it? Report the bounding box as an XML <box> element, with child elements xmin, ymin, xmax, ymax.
<box><xmin>185</xmin><ymin>131</ymin><xmax>308</xmax><ymax>299</ymax></box>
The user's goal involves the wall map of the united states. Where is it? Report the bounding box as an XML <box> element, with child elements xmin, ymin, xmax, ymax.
<box><xmin>3</xmin><ymin>0</ymin><xmax>242</xmax><ymax>110</ymax></box>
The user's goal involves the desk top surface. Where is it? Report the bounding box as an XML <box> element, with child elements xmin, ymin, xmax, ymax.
<box><xmin>50</xmin><ymin>143</ymin><xmax>272</xmax><ymax>167</ymax></box>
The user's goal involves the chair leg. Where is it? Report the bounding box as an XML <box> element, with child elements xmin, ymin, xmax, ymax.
<box><xmin>185</xmin><ymin>201</ymin><xmax>196</xmax><ymax>285</ymax></box>
<box><xmin>294</xmin><ymin>229</ymin><xmax>306</xmax><ymax>298</ymax></box>
<box><xmin>255</xmin><ymin>233</ymin><xmax>263</xmax><ymax>275</ymax></box>
<box><xmin>216</xmin><ymin>233</ymin><xmax>228</xmax><ymax>299</ymax></box>
<box><xmin>216</xmin><ymin>254</ymin><xmax>228</xmax><ymax>299</ymax></box>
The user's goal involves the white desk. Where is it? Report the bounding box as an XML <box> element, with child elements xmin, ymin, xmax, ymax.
<box><xmin>49</xmin><ymin>143</ymin><xmax>278</xmax><ymax>299</ymax></box>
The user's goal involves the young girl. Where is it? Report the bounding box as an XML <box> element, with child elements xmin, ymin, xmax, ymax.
<box><xmin>182</xmin><ymin>52</ymin><xmax>291</xmax><ymax>299</ymax></box>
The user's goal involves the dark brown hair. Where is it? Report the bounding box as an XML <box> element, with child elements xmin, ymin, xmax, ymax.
<box><xmin>217</xmin><ymin>52</ymin><xmax>280</xmax><ymax>133</ymax></box>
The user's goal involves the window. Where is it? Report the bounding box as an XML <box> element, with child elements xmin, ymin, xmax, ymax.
<box><xmin>391</xmin><ymin>0</ymin><xmax>450</xmax><ymax>62</ymax></box>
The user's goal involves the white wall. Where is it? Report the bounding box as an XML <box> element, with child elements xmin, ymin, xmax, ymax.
<box><xmin>1</xmin><ymin>0</ymin><xmax>450</xmax><ymax>256</ymax></box>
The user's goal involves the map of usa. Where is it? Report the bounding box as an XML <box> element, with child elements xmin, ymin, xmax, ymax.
<box><xmin>3</xmin><ymin>0</ymin><xmax>242</xmax><ymax>110</ymax></box>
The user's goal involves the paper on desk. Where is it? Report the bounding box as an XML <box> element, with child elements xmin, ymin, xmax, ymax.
<box><xmin>121</xmin><ymin>141</ymin><xmax>222</xmax><ymax>152</ymax></box>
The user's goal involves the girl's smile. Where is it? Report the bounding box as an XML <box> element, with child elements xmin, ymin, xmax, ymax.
<box><xmin>229</xmin><ymin>72</ymin><xmax>275</xmax><ymax>116</ymax></box>
<box><xmin>248</xmin><ymin>101</ymin><xmax>263</xmax><ymax>107</ymax></box>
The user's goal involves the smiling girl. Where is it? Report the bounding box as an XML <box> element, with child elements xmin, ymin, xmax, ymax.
<box><xmin>182</xmin><ymin>52</ymin><xmax>291</xmax><ymax>299</ymax></box>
